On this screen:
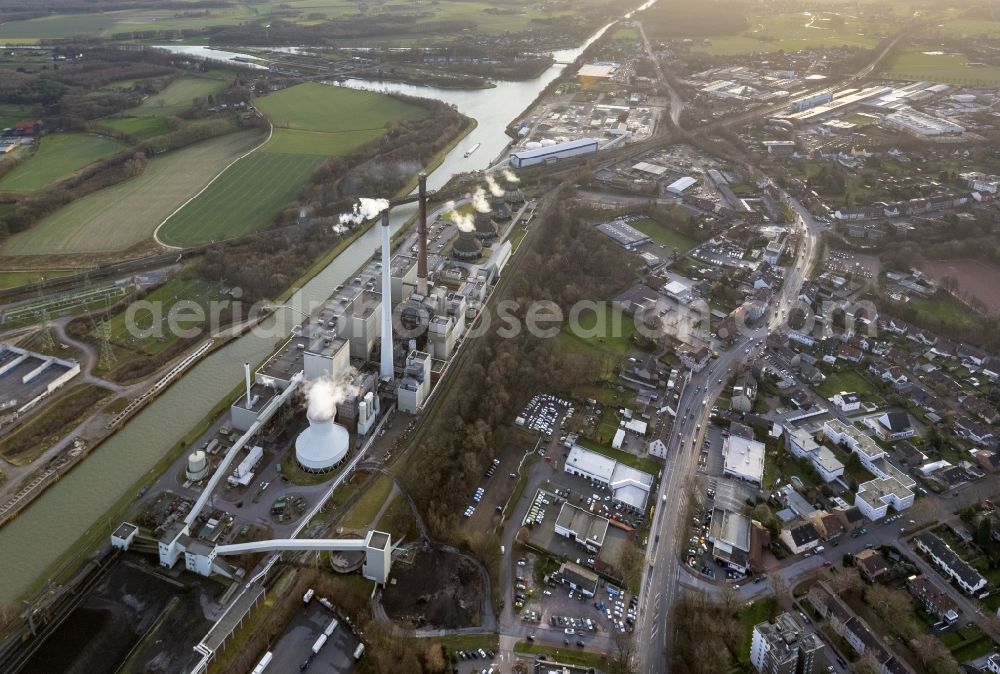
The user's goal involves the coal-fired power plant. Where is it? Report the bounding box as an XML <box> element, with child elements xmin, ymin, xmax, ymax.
<box><xmin>295</xmin><ymin>407</ymin><xmax>350</xmax><ymax>473</ymax></box>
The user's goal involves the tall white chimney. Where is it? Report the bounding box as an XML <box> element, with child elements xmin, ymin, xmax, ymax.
<box><xmin>244</xmin><ymin>362</ymin><xmax>252</xmax><ymax>408</ymax></box>
<box><xmin>380</xmin><ymin>209</ymin><xmax>394</xmax><ymax>381</ymax></box>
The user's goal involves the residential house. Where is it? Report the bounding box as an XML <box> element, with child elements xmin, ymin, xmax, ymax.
<box><xmin>838</xmin><ymin>343</ymin><xmax>863</xmax><ymax>364</ymax></box>
<box><xmin>955</xmin><ymin>416</ymin><xmax>996</xmax><ymax>447</ymax></box>
<box><xmin>833</xmin><ymin>391</ymin><xmax>861</xmax><ymax>413</ymax></box>
<box><xmin>914</xmin><ymin>532</ymin><xmax>988</xmax><ymax>595</ymax></box>
<box><xmin>854</xmin><ymin>548</ymin><xmax>889</xmax><ymax>583</ymax></box>
<box><xmin>961</xmin><ymin>395</ymin><xmax>1000</xmax><ymax>425</ymax></box>
<box><xmin>731</xmin><ymin>373</ymin><xmax>758</xmax><ymax>413</ymax></box>
<box><xmin>681</xmin><ymin>346</ymin><xmax>711</xmax><ymax>372</ymax></box>
<box><xmin>973</xmin><ymin>449</ymin><xmax>1000</xmax><ymax>474</ymax></box>
<box><xmin>906</xmin><ymin>575</ymin><xmax>959</xmax><ymax>624</ymax></box>
<box><xmin>780</xmin><ymin>521</ymin><xmax>820</xmax><ymax>555</ymax></box>
<box><xmin>882</xmin><ymin>367</ymin><xmax>909</xmax><ymax>388</ymax></box>
<box><xmin>865</xmin><ymin>411</ymin><xmax>915</xmax><ymax>442</ymax></box>
<box><xmin>895</xmin><ymin>441</ymin><xmax>927</xmax><ymax>467</ymax></box>
<box><xmin>807</xmin><ymin>582</ymin><xmax>914</xmax><ymax>674</ymax></box>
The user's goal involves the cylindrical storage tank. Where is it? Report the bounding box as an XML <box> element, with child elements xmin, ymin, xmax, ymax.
<box><xmin>312</xmin><ymin>634</ymin><xmax>327</xmax><ymax>654</ymax></box>
<box><xmin>185</xmin><ymin>450</ymin><xmax>208</xmax><ymax>481</ymax></box>
<box><xmin>295</xmin><ymin>410</ymin><xmax>350</xmax><ymax>474</ymax></box>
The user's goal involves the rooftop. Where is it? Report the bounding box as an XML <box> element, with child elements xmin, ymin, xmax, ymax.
<box><xmin>555</xmin><ymin>502</ymin><xmax>610</xmax><ymax>547</ymax></box>
<box><xmin>723</xmin><ymin>434</ymin><xmax>765</xmax><ymax>482</ymax></box>
<box><xmin>708</xmin><ymin>507</ymin><xmax>751</xmax><ymax>551</ymax></box>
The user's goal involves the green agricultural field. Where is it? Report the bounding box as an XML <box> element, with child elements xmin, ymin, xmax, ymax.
<box><xmin>97</xmin><ymin>116</ymin><xmax>171</xmax><ymax>140</ymax></box>
<box><xmin>157</xmin><ymin>84</ymin><xmax>427</xmax><ymax>246</ymax></box>
<box><xmin>0</xmin><ymin>131</ymin><xmax>261</xmax><ymax>256</ymax></box>
<box><xmin>885</xmin><ymin>49</ymin><xmax>1000</xmax><ymax>86</ymax></box>
<box><xmin>131</xmin><ymin>76</ymin><xmax>228</xmax><ymax>117</ymax></box>
<box><xmin>254</xmin><ymin>82</ymin><xmax>427</xmax><ymax>132</ymax></box>
<box><xmin>0</xmin><ymin>0</ymin><xmax>613</xmax><ymax>42</ymax></box>
<box><xmin>0</xmin><ymin>133</ymin><xmax>126</xmax><ymax>193</ymax></box>
<box><xmin>0</xmin><ymin>12</ymin><xmax>119</xmax><ymax>40</ymax></box>
<box><xmin>155</xmin><ymin>151</ymin><xmax>325</xmax><ymax>246</ymax></box>
<box><xmin>697</xmin><ymin>11</ymin><xmax>886</xmax><ymax>55</ymax></box>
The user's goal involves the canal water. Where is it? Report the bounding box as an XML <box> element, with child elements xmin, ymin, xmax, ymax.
<box><xmin>0</xmin><ymin>0</ymin><xmax>657</xmax><ymax>603</ymax></box>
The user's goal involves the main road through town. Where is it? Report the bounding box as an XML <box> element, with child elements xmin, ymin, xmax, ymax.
<box><xmin>634</xmin><ymin>195</ymin><xmax>823</xmax><ymax>673</ymax></box>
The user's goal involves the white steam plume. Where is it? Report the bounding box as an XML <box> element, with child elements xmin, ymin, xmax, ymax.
<box><xmin>485</xmin><ymin>175</ymin><xmax>504</xmax><ymax>197</ymax></box>
<box><xmin>305</xmin><ymin>371</ymin><xmax>360</xmax><ymax>422</ymax></box>
<box><xmin>449</xmin><ymin>209</ymin><xmax>476</xmax><ymax>233</ymax></box>
<box><xmin>338</xmin><ymin>197</ymin><xmax>389</xmax><ymax>226</ymax></box>
<box><xmin>502</xmin><ymin>168</ymin><xmax>519</xmax><ymax>183</ymax></box>
<box><xmin>472</xmin><ymin>187</ymin><xmax>491</xmax><ymax>213</ymax></box>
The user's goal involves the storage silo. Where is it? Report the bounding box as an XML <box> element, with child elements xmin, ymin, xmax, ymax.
<box><xmin>186</xmin><ymin>450</ymin><xmax>208</xmax><ymax>481</ymax></box>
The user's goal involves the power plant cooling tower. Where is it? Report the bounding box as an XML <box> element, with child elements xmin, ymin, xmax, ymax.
<box><xmin>295</xmin><ymin>409</ymin><xmax>350</xmax><ymax>473</ymax></box>
<box><xmin>186</xmin><ymin>450</ymin><xmax>209</xmax><ymax>481</ymax></box>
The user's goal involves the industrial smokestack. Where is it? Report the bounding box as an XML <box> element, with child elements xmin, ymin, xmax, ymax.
<box><xmin>244</xmin><ymin>362</ymin><xmax>252</xmax><ymax>408</ymax></box>
<box><xmin>417</xmin><ymin>172</ymin><xmax>428</xmax><ymax>296</ymax></box>
<box><xmin>380</xmin><ymin>210</ymin><xmax>394</xmax><ymax>381</ymax></box>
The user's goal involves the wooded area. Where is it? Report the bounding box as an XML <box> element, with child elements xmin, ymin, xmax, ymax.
<box><xmin>403</xmin><ymin>203</ymin><xmax>638</xmax><ymax>540</ymax></box>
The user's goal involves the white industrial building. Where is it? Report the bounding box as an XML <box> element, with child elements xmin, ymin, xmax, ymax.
<box><xmin>563</xmin><ymin>445</ymin><xmax>654</xmax><ymax>512</ymax></box>
<box><xmin>722</xmin><ymin>435</ymin><xmax>764</xmax><ymax>486</ymax></box>
<box><xmin>663</xmin><ymin>280</ymin><xmax>692</xmax><ymax>304</ymax></box>
<box><xmin>666</xmin><ymin>176</ymin><xmax>696</xmax><ymax>195</ymax></box>
<box><xmin>397</xmin><ymin>350</ymin><xmax>431</xmax><ymax>413</ymax></box>
<box><xmin>788</xmin><ymin>91</ymin><xmax>832</xmax><ymax>112</ymax></box>
<box><xmin>885</xmin><ymin>108</ymin><xmax>964</xmax><ymax>136</ymax></box>
<box><xmin>0</xmin><ymin>343</ymin><xmax>81</xmax><ymax>415</ymax></box>
<box><xmin>509</xmin><ymin>138</ymin><xmax>599</xmax><ymax>169</ymax></box>
<box><xmin>597</xmin><ymin>219</ymin><xmax>651</xmax><ymax>250</ymax></box>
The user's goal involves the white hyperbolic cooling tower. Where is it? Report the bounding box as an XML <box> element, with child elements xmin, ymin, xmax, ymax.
<box><xmin>295</xmin><ymin>407</ymin><xmax>350</xmax><ymax>473</ymax></box>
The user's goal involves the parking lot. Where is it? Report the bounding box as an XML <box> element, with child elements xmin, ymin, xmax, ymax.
<box><xmin>452</xmin><ymin>645</ymin><xmax>502</xmax><ymax>674</ymax></box>
<box><xmin>512</xmin><ymin>552</ymin><xmax>637</xmax><ymax>644</ymax></box>
<box><xmin>516</xmin><ymin>393</ymin><xmax>575</xmax><ymax>438</ymax></box>
<box><xmin>459</xmin><ymin>440</ymin><xmax>535</xmax><ymax>535</ymax></box>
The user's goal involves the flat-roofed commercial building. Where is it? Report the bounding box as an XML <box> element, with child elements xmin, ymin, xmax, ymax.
<box><xmin>722</xmin><ymin>435</ymin><xmax>765</xmax><ymax>485</ymax></box>
<box><xmin>554</xmin><ymin>502</ymin><xmax>610</xmax><ymax>553</ymax></box>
